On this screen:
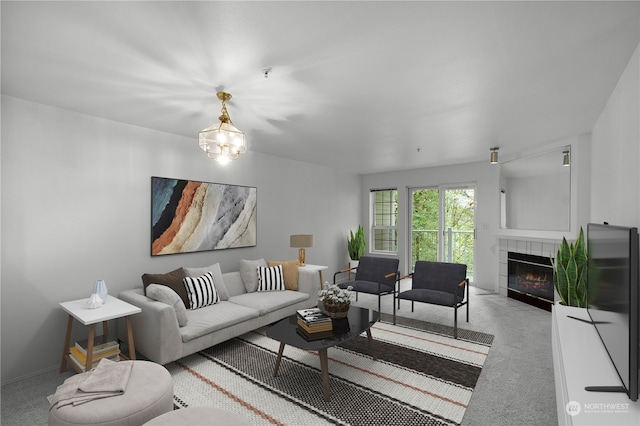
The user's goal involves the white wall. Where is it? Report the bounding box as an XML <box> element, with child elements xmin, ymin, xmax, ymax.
<box><xmin>360</xmin><ymin>162</ymin><xmax>500</xmax><ymax>291</ymax></box>
<box><xmin>0</xmin><ymin>95</ymin><xmax>360</xmax><ymax>383</ymax></box>
<box><xmin>591</xmin><ymin>43</ymin><xmax>640</xmax><ymax>228</ymax></box>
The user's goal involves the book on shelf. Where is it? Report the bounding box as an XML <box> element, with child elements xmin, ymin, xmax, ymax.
<box><xmin>68</xmin><ymin>352</ymin><xmax>120</xmax><ymax>372</ymax></box>
<box><xmin>74</xmin><ymin>338</ymin><xmax>119</xmax><ymax>356</ymax></box>
<box><xmin>297</xmin><ymin>308</ymin><xmax>332</xmax><ymax>324</ymax></box>
<box><xmin>296</xmin><ymin>327</ymin><xmax>333</xmax><ymax>341</ymax></box>
<box><xmin>69</xmin><ymin>346</ymin><xmax>120</xmax><ymax>364</ymax></box>
<box><xmin>297</xmin><ymin>318</ymin><xmax>332</xmax><ymax>333</ymax></box>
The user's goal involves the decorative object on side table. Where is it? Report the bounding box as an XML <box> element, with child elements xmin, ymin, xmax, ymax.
<box><xmin>318</xmin><ymin>284</ymin><xmax>353</xmax><ymax>318</ymax></box>
<box><xmin>87</xmin><ymin>293</ymin><xmax>103</xmax><ymax>309</ymax></box>
<box><xmin>87</xmin><ymin>279</ymin><xmax>108</xmax><ymax>308</ymax></box>
<box><xmin>290</xmin><ymin>234</ymin><xmax>313</xmax><ymax>266</ymax></box>
<box><xmin>94</xmin><ymin>279</ymin><xmax>108</xmax><ymax>303</ymax></box>
<box><xmin>552</xmin><ymin>227</ymin><xmax>587</xmax><ymax>307</ymax></box>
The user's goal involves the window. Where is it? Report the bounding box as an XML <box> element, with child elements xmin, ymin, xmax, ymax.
<box><xmin>371</xmin><ymin>189</ymin><xmax>398</xmax><ymax>253</ymax></box>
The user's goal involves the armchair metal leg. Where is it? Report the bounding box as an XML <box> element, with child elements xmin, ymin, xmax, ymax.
<box><xmin>454</xmin><ymin>306</ymin><xmax>458</xmax><ymax>339</ymax></box>
<box><xmin>392</xmin><ymin>293</ymin><xmax>396</xmax><ymax>325</ymax></box>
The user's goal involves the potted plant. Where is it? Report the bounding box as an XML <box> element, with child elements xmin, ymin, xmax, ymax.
<box><xmin>318</xmin><ymin>284</ymin><xmax>353</xmax><ymax>318</ymax></box>
<box><xmin>347</xmin><ymin>225</ymin><xmax>365</xmax><ymax>261</ymax></box>
<box><xmin>552</xmin><ymin>227</ymin><xmax>588</xmax><ymax>307</ymax></box>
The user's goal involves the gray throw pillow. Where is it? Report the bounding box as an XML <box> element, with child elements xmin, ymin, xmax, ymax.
<box><xmin>146</xmin><ymin>284</ymin><xmax>188</xmax><ymax>327</ymax></box>
<box><xmin>184</xmin><ymin>262</ymin><xmax>229</xmax><ymax>301</ymax></box>
<box><xmin>239</xmin><ymin>258</ymin><xmax>267</xmax><ymax>292</ymax></box>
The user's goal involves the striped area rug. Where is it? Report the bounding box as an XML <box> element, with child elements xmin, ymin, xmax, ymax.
<box><xmin>167</xmin><ymin>318</ymin><xmax>493</xmax><ymax>425</ymax></box>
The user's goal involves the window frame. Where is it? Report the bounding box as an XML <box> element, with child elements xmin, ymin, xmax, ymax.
<box><xmin>370</xmin><ymin>188</ymin><xmax>398</xmax><ymax>254</ymax></box>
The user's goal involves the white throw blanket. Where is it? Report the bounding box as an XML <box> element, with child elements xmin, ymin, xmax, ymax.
<box><xmin>49</xmin><ymin>358</ymin><xmax>133</xmax><ymax>410</ymax></box>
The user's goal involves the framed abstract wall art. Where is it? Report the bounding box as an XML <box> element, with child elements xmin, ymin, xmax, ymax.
<box><xmin>151</xmin><ymin>177</ymin><xmax>257</xmax><ymax>256</ymax></box>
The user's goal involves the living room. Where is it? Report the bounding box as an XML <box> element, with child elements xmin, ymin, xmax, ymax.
<box><xmin>2</xmin><ymin>1</ymin><xmax>639</xmax><ymax>424</ymax></box>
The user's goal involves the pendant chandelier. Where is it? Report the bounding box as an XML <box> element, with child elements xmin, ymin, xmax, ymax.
<box><xmin>199</xmin><ymin>92</ymin><xmax>246</xmax><ymax>164</ymax></box>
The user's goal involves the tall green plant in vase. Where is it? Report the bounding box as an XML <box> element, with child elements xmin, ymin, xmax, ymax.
<box><xmin>348</xmin><ymin>225</ymin><xmax>365</xmax><ymax>261</ymax></box>
<box><xmin>552</xmin><ymin>227</ymin><xmax>588</xmax><ymax>307</ymax></box>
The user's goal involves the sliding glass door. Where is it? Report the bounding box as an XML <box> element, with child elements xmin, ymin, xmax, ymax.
<box><xmin>409</xmin><ymin>186</ymin><xmax>475</xmax><ymax>277</ymax></box>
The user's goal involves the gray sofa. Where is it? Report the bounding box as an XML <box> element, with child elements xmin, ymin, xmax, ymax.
<box><xmin>118</xmin><ymin>260</ymin><xmax>320</xmax><ymax>365</ymax></box>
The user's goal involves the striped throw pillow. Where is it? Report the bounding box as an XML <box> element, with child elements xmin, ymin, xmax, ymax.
<box><xmin>183</xmin><ymin>272</ymin><xmax>219</xmax><ymax>309</ymax></box>
<box><xmin>257</xmin><ymin>265</ymin><xmax>285</xmax><ymax>291</ymax></box>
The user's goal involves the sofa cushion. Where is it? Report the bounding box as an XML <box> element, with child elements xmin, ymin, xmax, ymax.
<box><xmin>183</xmin><ymin>272</ymin><xmax>219</xmax><ymax>310</ymax></box>
<box><xmin>257</xmin><ymin>265</ymin><xmax>285</xmax><ymax>291</ymax></box>
<box><xmin>222</xmin><ymin>272</ymin><xmax>247</xmax><ymax>297</ymax></box>
<box><xmin>141</xmin><ymin>268</ymin><xmax>188</xmax><ymax>307</ymax></box>
<box><xmin>229</xmin><ymin>290</ymin><xmax>309</xmax><ymax>316</ymax></box>
<box><xmin>267</xmin><ymin>260</ymin><xmax>300</xmax><ymax>290</ymax></box>
<box><xmin>184</xmin><ymin>263</ymin><xmax>229</xmax><ymax>301</ymax></box>
<box><xmin>180</xmin><ymin>301</ymin><xmax>260</xmax><ymax>343</ymax></box>
<box><xmin>239</xmin><ymin>258</ymin><xmax>267</xmax><ymax>293</ymax></box>
<box><xmin>146</xmin><ymin>284</ymin><xmax>188</xmax><ymax>327</ymax></box>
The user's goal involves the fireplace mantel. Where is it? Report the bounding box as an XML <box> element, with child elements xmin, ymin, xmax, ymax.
<box><xmin>495</xmin><ymin>229</ymin><xmax>577</xmax><ymax>242</ymax></box>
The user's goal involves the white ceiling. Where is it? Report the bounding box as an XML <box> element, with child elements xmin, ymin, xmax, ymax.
<box><xmin>2</xmin><ymin>1</ymin><xmax>639</xmax><ymax>174</ymax></box>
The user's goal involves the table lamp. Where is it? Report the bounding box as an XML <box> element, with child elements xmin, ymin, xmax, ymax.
<box><xmin>290</xmin><ymin>234</ymin><xmax>313</xmax><ymax>266</ymax></box>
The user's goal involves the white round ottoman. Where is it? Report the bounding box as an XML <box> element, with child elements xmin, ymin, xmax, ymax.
<box><xmin>49</xmin><ymin>360</ymin><xmax>173</xmax><ymax>426</ymax></box>
<box><xmin>143</xmin><ymin>407</ymin><xmax>251</xmax><ymax>425</ymax></box>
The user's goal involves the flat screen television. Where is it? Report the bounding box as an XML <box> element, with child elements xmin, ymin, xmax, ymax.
<box><xmin>586</xmin><ymin>223</ymin><xmax>639</xmax><ymax>401</ymax></box>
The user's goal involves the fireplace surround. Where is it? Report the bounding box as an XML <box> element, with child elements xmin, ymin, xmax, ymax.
<box><xmin>507</xmin><ymin>251</ymin><xmax>554</xmax><ymax>311</ymax></box>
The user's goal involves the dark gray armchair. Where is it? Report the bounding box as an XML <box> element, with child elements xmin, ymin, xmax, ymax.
<box><xmin>333</xmin><ymin>256</ymin><xmax>400</xmax><ymax>315</ymax></box>
<box><xmin>395</xmin><ymin>261</ymin><xmax>469</xmax><ymax>338</ymax></box>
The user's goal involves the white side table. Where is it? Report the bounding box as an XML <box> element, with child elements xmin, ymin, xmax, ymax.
<box><xmin>300</xmin><ymin>264</ymin><xmax>328</xmax><ymax>289</ymax></box>
<box><xmin>59</xmin><ymin>295</ymin><xmax>141</xmax><ymax>373</ymax></box>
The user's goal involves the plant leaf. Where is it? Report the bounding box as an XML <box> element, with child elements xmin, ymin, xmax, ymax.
<box><xmin>566</xmin><ymin>256</ymin><xmax>578</xmax><ymax>306</ymax></box>
<box><xmin>553</xmin><ymin>247</ymin><xmax>569</xmax><ymax>305</ymax></box>
<box><xmin>558</xmin><ymin>237</ymin><xmax>571</xmax><ymax>268</ymax></box>
<box><xmin>573</xmin><ymin>227</ymin><xmax>587</xmax><ymax>267</ymax></box>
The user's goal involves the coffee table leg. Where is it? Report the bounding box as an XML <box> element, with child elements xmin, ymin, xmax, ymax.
<box><xmin>273</xmin><ymin>342</ymin><xmax>285</xmax><ymax>377</ymax></box>
<box><xmin>366</xmin><ymin>329</ymin><xmax>377</xmax><ymax>360</ymax></box>
<box><xmin>319</xmin><ymin>349</ymin><xmax>330</xmax><ymax>401</ymax></box>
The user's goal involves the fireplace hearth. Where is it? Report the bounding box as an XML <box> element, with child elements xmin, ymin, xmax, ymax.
<box><xmin>507</xmin><ymin>252</ymin><xmax>554</xmax><ymax>311</ymax></box>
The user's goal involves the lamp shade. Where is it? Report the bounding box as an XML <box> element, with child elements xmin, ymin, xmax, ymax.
<box><xmin>290</xmin><ymin>234</ymin><xmax>313</xmax><ymax>248</ymax></box>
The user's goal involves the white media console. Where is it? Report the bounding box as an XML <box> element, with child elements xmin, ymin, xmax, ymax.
<box><xmin>552</xmin><ymin>304</ymin><xmax>640</xmax><ymax>425</ymax></box>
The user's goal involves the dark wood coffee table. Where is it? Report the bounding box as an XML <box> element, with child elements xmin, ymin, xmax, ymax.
<box><xmin>266</xmin><ymin>306</ymin><xmax>377</xmax><ymax>401</ymax></box>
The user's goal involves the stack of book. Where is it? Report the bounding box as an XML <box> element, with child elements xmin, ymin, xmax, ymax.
<box><xmin>297</xmin><ymin>308</ymin><xmax>333</xmax><ymax>340</ymax></box>
<box><xmin>68</xmin><ymin>338</ymin><xmax>120</xmax><ymax>372</ymax></box>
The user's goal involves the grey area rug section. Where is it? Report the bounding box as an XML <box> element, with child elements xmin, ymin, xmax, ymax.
<box><xmin>380</xmin><ymin>313</ymin><xmax>495</xmax><ymax>346</ymax></box>
<box><xmin>172</xmin><ymin>320</ymin><xmax>494</xmax><ymax>426</ymax></box>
